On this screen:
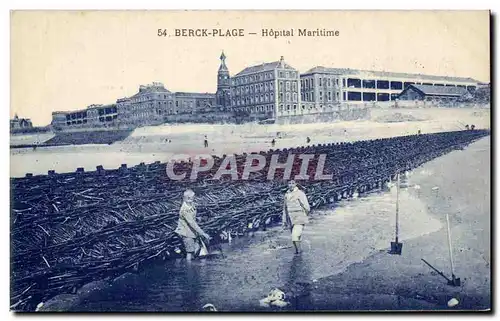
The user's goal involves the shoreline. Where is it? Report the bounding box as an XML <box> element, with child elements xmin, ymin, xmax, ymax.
<box><xmin>298</xmin><ymin>136</ymin><xmax>490</xmax><ymax>311</ymax></box>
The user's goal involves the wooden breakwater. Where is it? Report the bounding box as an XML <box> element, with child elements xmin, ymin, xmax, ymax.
<box><xmin>10</xmin><ymin>129</ymin><xmax>489</xmax><ymax>311</ymax></box>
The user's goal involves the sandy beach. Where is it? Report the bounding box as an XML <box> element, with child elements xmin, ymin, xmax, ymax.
<box><xmin>303</xmin><ymin>136</ymin><xmax>490</xmax><ymax>311</ymax></box>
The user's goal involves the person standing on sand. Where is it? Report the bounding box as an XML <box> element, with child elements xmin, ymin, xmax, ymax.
<box><xmin>282</xmin><ymin>180</ymin><xmax>310</xmax><ymax>254</ymax></box>
<box><xmin>175</xmin><ymin>189</ymin><xmax>211</xmax><ymax>262</ymax></box>
<box><xmin>204</xmin><ymin>135</ymin><xmax>209</xmax><ymax>148</ymax></box>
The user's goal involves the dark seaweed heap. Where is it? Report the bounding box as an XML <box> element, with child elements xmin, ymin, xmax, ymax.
<box><xmin>10</xmin><ymin>129</ymin><xmax>489</xmax><ymax>311</ymax></box>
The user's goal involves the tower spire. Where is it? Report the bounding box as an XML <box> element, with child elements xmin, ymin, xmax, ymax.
<box><xmin>218</xmin><ymin>50</ymin><xmax>228</xmax><ymax>72</ymax></box>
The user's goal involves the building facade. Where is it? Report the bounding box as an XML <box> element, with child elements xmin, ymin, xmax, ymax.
<box><xmin>300</xmin><ymin>67</ymin><xmax>478</xmax><ymax>105</ymax></box>
<box><xmin>52</xmin><ymin>82</ymin><xmax>216</xmax><ymax>130</ymax></box>
<box><xmin>230</xmin><ymin>56</ymin><xmax>300</xmax><ymax>120</ymax></box>
<box><xmin>51</xmin><ymin>52</ymin><xmax>483</xmax><ymax>129</ymax></box>
<box><xmin>10</xmin><ymin>114</ymin><xmax>33</xmax><ymax>130</ymax></box>
<box><xmin>51</xmin><ymin>104</ymin><xmax>118</xmax><ymax>130</ymax></box>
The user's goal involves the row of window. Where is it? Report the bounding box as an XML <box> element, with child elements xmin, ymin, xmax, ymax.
<box><xmin>278</xmin><ymin>104</ymin><xmax>341</xmax><ymax>113</ymax></box>
<box><xmin>232</xmin><ymin>72</ymin><xmax>274</xmax><ymax>86</ymax></box>
<box><xmin>279</xmin><ymin>92</ymin><xmax>299</xmax><ymax>103</ymax></box>
<box><xmin>278</xmin><ymin>81</ymin><xmax>298</xmax><ymax>92</ymax></box>
<box><xmin>232</xmin><ymin>82</ymin><xmax>275</xmax><ymax>96</ymax></box>
<box><xmin>131</xmin><ymin>94</ymin><xmax>172</xmax><ymax>103</ymax></box>
<box><xmin>302</xmin><ymin>91</ymin><xmax>340</xmax><ymax>102</ymax></box>
<box><xmin>232</xmin><ymin>69</ymin><xmax>298</xmax><ymax>86</ymax></box>
<box><xmin>129</xmin><ymin>99</ymin><xmax>213</xmax><ymax>109</ymax></box>
<box><xmin>237</xmin><ymin>105</ymin><xmax>274</xmax><ymax>113</ymax></box>
<box><xmin>302</xmin><ymin>77</ymin><xmax>340</xmax><ymax>89</ymax></box>
<box><xmin>343</xmin><ymin>91</ymin><xmax>399</xmax><ymax>101</ymax></box>
<box><xmin>66</xmin><ymin>119</ymin><xmax>88</xmax><ymax>125</ymax></box>
<box><xmin>278</xmin><ymin>70</ymin><xmax>297</xmax><ymax>79</ymax></box>
<box><xmin>233</xmin><ymin>92</ymin><xmax>276</xmax><ymax>106</ymax></box>
<box><xmin>64</xmin><ymin>114</ymin><xmax>118</xmax><ymax>126</ymax></box>
<box><xmin>97</xmin><ymin>107</ymin><xmax>118</xmax><ymax>116</ymax></box>
<box><xmin>343</xmin><ymin>79</ymin><xmax>477</xmax><ymax>91</ymax></box>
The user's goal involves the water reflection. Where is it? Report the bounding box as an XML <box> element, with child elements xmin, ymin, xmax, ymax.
<box><xmin>284</xmin><ymin>255</ymin><xmax>313</xmax><ymax>310</ymax></box>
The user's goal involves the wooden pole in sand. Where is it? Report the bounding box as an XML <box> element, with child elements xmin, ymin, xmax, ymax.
<box><xmin>446</xmin><ymin>213</ymin><xmax>460</xmax><ymax>285</ymax></box>
<box><xmin>389</xmin><ymin>171</ymin><xmax>403</xmax><ymax>255</ymax></box>
<box><xmin>395</xmin><ymin>172</ymin><xmax>400</xmax><ymax>243</ymax></box>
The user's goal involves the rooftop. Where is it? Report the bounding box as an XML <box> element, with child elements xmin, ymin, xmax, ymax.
<box><xmin>131</xmin><ymin>82</ymin><xmax>172</xmax><ymax>97</ymax></box>
<box><xmin>405</xmin><ymin>84</ymin><xmax>470</xmax><ymax>96</ymax></box>
<box><xmin>303</xmin><ymin>66</ymin><xmax>479</xmax><ymax>83</ymax></box>
<box><xmin>234</xmin><ymin>57</ymin><xmax>295</xmax><ymax>77</ymax></box>
<box><xmin>174</xmin><ymin>92</ymin><xmax>215</xmax><ymax>97</ymax></box>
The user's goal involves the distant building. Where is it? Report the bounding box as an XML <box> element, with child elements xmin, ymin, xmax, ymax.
<box><xmin>51</xmin><ymin>104</ymin><xmax>118</xmax><ymax>130</ymax></box>
<box><xmin>52</xmin><ymin>82</ymin><xmax>216</xmax><ymax>130</ymax></box>
<box><xmin>116</xmin><ymin>82</ymin><xmax>173</xmax><ymax>126</ymax></box>
<box><xmin>300</xmin><ymin>67</ymin><xmax>478</xmax><ymax>104</ymax></box>
<box><xmin>398</xmin><ymin>84</ymin><xmax>473</xmax><ymax>102</ymax></box>
<box><xmin>231</xmin><ymin>56</ymin><xmax>300</xmax><ymax>120</ymax></box>
<box><xmin>10</xmin><ymin>114</ymin><xmax>33</xmax><ymax>130</ymax></box>
<box><xmin>50</xmin><ymin>53</ymin><xmax>483</xmax><ymax>128</ymax></box>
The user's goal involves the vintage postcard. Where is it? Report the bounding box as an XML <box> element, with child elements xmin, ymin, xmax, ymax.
<box><xmin>10</xmin><ymin>10</ymin><xmax>491</xmax><ymax>312</ymax></box>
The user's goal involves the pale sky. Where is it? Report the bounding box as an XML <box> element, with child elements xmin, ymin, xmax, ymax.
<box><xmin>11</xmin><ymin>10</ymin><xmax>490</xmax><ymax>125</ymax></box>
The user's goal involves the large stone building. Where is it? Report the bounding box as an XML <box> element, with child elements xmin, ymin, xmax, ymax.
<box><xmin>300</xmin><ymin>67</ymin><xmax>478</xmax><ymax>104</ymax></box>
<box><xmin>230</xmin><ymin>56</ymin><xmax>300</xmax><ymax>120</ymax></box>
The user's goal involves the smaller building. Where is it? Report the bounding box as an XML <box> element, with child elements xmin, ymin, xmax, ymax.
<box><xmin>174</xmin><ymin>92</ymin><xmax>216</xmax><ymax>115</ymax></box>
<box><xmin>10</xmin><ymin>114</ymin><xmax>33</xmax><ymax>130</ymax></box>
<box><xmin>398</xmin><ymin>84</ymin><xmax>473</xmax><ymax>102</ymax></box>
<box><xmin>51</xmin><ymin>103</ymin><xmax>118</xmax><ymax>130</ymax></box>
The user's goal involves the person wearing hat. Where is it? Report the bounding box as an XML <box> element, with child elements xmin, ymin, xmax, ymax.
<box><xmin>282</xmin><ymin>180</ymin><xmax>310</xmax><ymax>254</ymax></box>
<box><xmin>175</xmin><ymin>189</ymin><xmax>211</xmax><ymax>262</ymax></box>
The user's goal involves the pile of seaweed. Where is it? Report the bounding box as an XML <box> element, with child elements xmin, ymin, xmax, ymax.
<box><xmin>10</xmin><ymin>129</ymin><xmax>489</xmax><ymax>311</ymax></box>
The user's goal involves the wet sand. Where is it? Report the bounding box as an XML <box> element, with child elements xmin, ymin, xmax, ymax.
<box><xmin>302</xmin><ymin>136</ymin><xmax>490</xmax><ymax>311</ymax></box>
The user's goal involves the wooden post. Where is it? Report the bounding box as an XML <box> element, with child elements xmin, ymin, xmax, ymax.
<box><xmin>446</xmin><ymin>213</ymin><xmax>460</xmax><ymax>285</ymax></box>
<box><xmin>389</xmin><ymin>171</ymin><xmax>403</xmax><ymax>255</ymax></box>
<box><xmin>395</xmin><ymin>172</ymin><xmax>400</xmax><ymax>243</ymax></box>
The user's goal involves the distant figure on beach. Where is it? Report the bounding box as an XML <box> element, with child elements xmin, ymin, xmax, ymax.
<box><xmin>204</xmin><ymin>135</ymin><xmax>208</xmax><ymax>148</ymax></box>
<box><xmin>465</xmin><ymin>124</ymin><xmax>470</xmax><ymax>130</ymax></box>
<box><xmin>417</xmin><ymin>129</ymin><xmax>421</xmax><ymax>135</ymax></box>
<box><xmin>306</xmin><ymin>137</ymin><xmax>311</xmax><ymax>144</ymax></box>
<box><xmin>283</xmin><ymin>180</ymin><xmax>310</xmax><ymax>254</ymax></box>
<box><xmin>271</xmin><ymin>138</ymin><xmax>276</xmax><ymax>147</ymax></box>
<box><xmin>174</xmin><ymin>189</ymin><xmax>211</xmax><ymax>262</ymax></box>
<box><xmin>471</xmin><ymin>124</ymin><xmax>475</xmax><ymax>130</ymax></box>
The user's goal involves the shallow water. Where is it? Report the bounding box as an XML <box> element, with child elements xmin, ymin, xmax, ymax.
<box><xmin>71</xmin><ymin>175</ymin><xmax>442</xmax><ymax>312</ymax></box>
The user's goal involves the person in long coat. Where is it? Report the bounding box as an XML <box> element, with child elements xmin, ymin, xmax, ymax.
<box><xmin>282</xmin><ymin>180</ymin><xmax>310</xmax><ymax>254</ymax></box>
